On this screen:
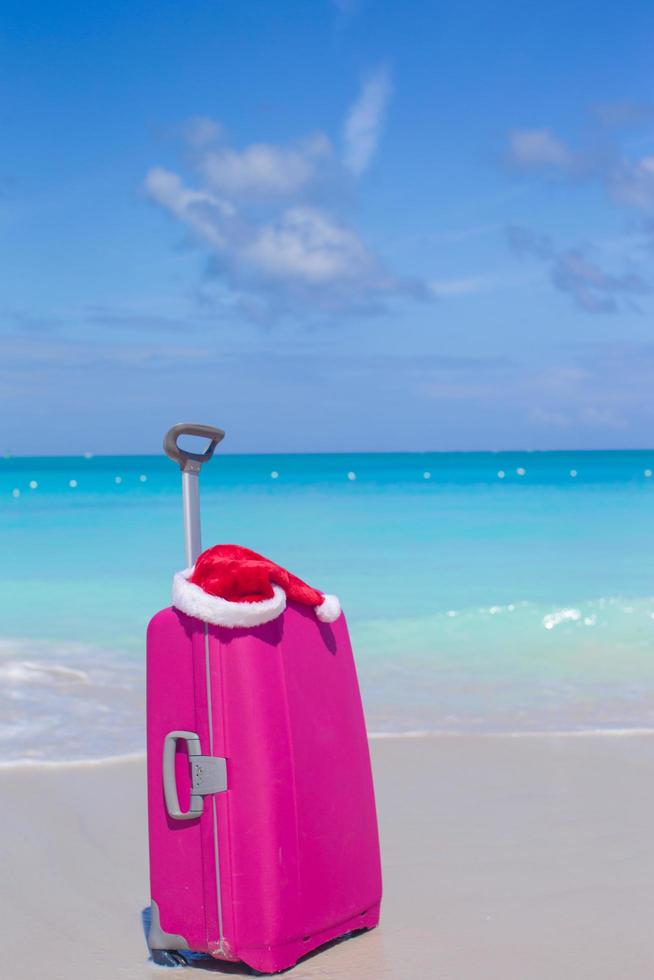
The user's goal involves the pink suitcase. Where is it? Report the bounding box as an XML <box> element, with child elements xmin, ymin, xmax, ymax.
<box><xmin>146</xmin><ymin>424</ymin><xmax>382</xmax><ymax>973</ymax></box>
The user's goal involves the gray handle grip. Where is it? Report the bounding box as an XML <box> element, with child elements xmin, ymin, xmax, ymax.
<box><xmin>162</xmin><ymin>731</ymin><xmax>204</xmax><ymax>821</ymax></box>
<box><xmin>164</xmin><ymin>423</ymin><xmax>225</xmax><ymax>472</ymax></box>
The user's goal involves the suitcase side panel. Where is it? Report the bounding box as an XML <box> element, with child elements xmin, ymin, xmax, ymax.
<box><xmin>283</xmin><ymin>605</ymin><xmax>382</xmax><ymax>937</ymax></box>
<box><xmin>146</xmin><ymin>609</ymin><xmax>208</xmax><ymax>952</ymax></box>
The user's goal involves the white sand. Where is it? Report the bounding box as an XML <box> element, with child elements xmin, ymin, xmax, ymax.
<box><xmin>3</xmin><ymin>734</ymin><xmax>654</xmax><ymax>979</ymax></box>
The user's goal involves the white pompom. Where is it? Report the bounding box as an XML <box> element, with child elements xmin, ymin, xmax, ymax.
<box><xmin>315</xmin><ymin>594</ymin><xmax>341</xmax><ymax>623</ymax></box>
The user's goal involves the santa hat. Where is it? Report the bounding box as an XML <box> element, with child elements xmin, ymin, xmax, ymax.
<box><xmin>172</xmin><ymin>544</ymin><xmax>341</xmax><ymax>629</ymax></box>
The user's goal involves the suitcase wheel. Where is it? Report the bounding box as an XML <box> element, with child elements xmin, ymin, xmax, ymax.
<box><xmin>150</xmin><ymin>948</ymin><xmax>188</xmax><ymax>968</ymax></box>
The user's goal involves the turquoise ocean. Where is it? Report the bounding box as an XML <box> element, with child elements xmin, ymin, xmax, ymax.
<box><xmin>2</xmin><ymin>450</ymin><xmax>654</xmax><ymax>762</ymax></box>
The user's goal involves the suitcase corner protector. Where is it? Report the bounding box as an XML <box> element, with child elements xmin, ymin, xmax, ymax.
<box><xmin>148</xmin><ymin>899</ymin><xmax>191</xmax><ymax>952</ymax></box>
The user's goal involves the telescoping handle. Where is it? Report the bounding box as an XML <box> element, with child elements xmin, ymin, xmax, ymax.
<box><xmin>163</xmin><ymin>423</ymin><xmax>225</xmax><ymax>567</ymax></box>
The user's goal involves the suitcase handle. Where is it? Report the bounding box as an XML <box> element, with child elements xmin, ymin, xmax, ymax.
<box><xmin>164</xmin><ymin>423</ymin><xmax>225</xmax><ymax>566</ymax></box>
<box><xmin>163</xmin><ymin>423</ymin><xmax>225</xmax><ymax>472</ymax></box>
<box><xmin>162</xmin><ymin>731</ymin><xmax>205</xmax><ymax>821</ymax></box>
<box><xmin>163</xmin><ymin>731</ymin><xmax>228</xmax><ymax>821</ymax></box>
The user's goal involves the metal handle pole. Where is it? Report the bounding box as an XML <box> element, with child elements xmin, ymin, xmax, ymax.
<box><xmin>163</xmin><ymin>423</ymin><xmax>226</xmax><ymax>566</ymax></box>
<box><xmin>182</xmin><ymin>465</ymin><xmax>202</xmax><ymax>567</ymax></box>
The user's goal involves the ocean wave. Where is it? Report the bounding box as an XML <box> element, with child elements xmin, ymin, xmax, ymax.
<box><xmin>4</xmin><ymin>597</ymin><xmax>654</xmax><ymax>764</ymax></box>
<box><xmin>0</xmin><ymin>660</ymin><xmax>92</xmax><ymax>686</ymax></box>
<box><xmin>4</xmin><ymin>727</ymin><xmax>654</xmax><ymax>771</ymax></box>
<box><xmin>542</xmin><ymin>608</ymin><xmax>582</xmax><ymax>630</ymax></box>
<box><xmin>0</xmin><ymin>637</ymin><xmax>144</xmax><ymax>763</ymax></box>
<box><xmin>471</xmin><ymin>596</ymin><xmax>654</xmax><ymax>627</ymax></box>
<box><xmin>0</xmin><ymin>751</ymin><xmax>146</xmax><ymax>771</ymax></box>
<box><xmin>368</xmin><ymin>727</ymin><xmax>654</xmax><ymax>739</ymax></box>
<box><xmin>495</xmin><ymin>727</ymin><xmax>654</xmax><ymax>738</ymax></box>
<box><xmin>352</xmin><ymin>593</ymin><xmax>654</xmax><ymax>655</ymax></box>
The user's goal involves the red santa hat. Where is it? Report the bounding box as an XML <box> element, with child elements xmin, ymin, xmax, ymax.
<box><xmin>172</xmin><ymin>544</ymin><xmax>341</xmax><ymax>629</ymax></box>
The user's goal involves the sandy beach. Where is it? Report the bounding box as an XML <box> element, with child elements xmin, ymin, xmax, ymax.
<box><xmin>3</xmin><ymin>734</ymin><xmax>654</xmax><ymax>980</ymax></box>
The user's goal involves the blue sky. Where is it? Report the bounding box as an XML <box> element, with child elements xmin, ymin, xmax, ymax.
<box><xmin>3</xmin><ymin>0</ymin><xmax>654</xmax><ymax>454</ymax></box>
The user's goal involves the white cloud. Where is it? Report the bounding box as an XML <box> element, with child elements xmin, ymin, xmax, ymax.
<box><xmin>241</xmin><ymin>206</ymin><xmax>380</xmax><ymax>286</ymax></box>
<box><xmin>531</xmin><ymin>365</ymin><xmax>590</xmax><ymax>390</ymax></box>
<box><xmin>144</xmin><ymin>74</ymin><xmax>425</xmax><ymax>318</ymax></box>
<box><xmin>429</xmin><ymin>275</ymin><xmax>497</xmax><ymax>297</ymax></box>
<box><xmin>529</xmin><ymin>403</ymin><xmax>627</xmax><ymax>432</ymax></box>
<box><xmin>505</xmin><ymin>116</ymin><xmax>654</xmax><ymax>222</ymax></box>
<box><xmin>592</xmin><ymin>101</ymin><xmax>654</xmax><ymax>128</ymax></box>
<box><xmin>343</xmin><ymin>67</ymin><xmax>392</xmax><ymax>176</ymax></box>
<box><xmin>506</xmin><ymin>128</ymin><xmax>574</xmax><ymax>171</ymax></box>
<box><xmin>528</xmin><ymin>407</ymin><xmax>573</xmax><ymax>429</ymax></box>
<box><xmin>199</xmin><ymin>134</ymin><xmax>331</xmax><ymax>198</ymax></box>
<box><xmin>183</xmin><ymin>115</ymin><xmax>224</xmax><ymax>148</ymax></box>
<box><xmin>144</xmin><ymin>167</ymin><xmax>236</xmax><ymax>249</ymax></box>
<box><xmin>506</xmin><ymin>224</ymin><xmax>649</xmax><ymax>314</ymax></box>
<box><xmin>550</xmin><ymin>249</ymin><xmax>649</xmax><ymax>313</ymax></box>
<box><xmin>144</xmin><ymin>167</ymin><xmax>396</xmax><ymax>310</ymax></box>
<box><xmin>609</xmin><ymin>155</ymin><xmax>654</xmax><ymax>215</ymax></box>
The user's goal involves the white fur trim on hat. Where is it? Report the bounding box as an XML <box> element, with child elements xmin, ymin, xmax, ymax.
<box><xmin>172</xmin><ymin>568</ymin><xmax>286</xmax><ymax>628</ymax></box>
<box><xmin>315</xmin><ymin>593</ymin><xmax>341</xmax><ymax>623</ymax></box>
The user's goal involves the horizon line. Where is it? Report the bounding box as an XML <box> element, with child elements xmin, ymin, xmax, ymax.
<box><xmin>3</xmin><ymin>446</ymin><xmax>654</xmax><ymax>461</ymax></box>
